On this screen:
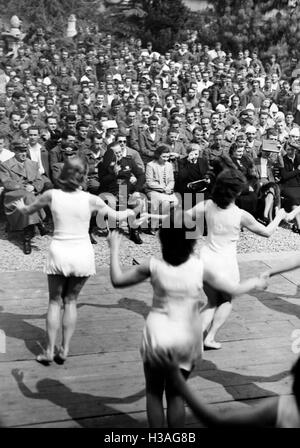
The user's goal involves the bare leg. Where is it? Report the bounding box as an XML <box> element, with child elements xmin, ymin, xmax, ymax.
<box><xmin>264</xmin><ymin>192</ymin><xmax>274</xmax><ymax>221</ymax></box>
<box><xmin>294</xmin><ymin>206</ymin><xmax>300</xmax><ymax>230</ymax></box>
<box><xmin>37</xmin><ymin>275</ymin><xmax>65</xmax><ymax>364</ymax></box>
<box><xmin>166</xmin><ymin>373</ymin><xmax>187</xmax><ymax>428</ymax></box>
<box><xmin>60</xmin><ymin>276</ymin><xmax>89</xmax><ymax>359</ymax></box>
<box><xmin>144</xmin><ymin>363</ymin><xmax>165</xmax><ymax>428</ymax></box>
<box><xmin>201</xmin><ymin>304</ymin><xmax>216</xmax><ymax>333</ymax></box>
<box><xmin>204</xmin><ymin>301</ymin><xmax>232</xmax><ymax>349</ymax></box>
<box><xmin>201</xmin><ymin>282</ymin><xmax>218</xmax><ymax>342</ymax></box>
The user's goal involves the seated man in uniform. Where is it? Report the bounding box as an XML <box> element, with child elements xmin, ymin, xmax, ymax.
<box><xmin>0</xmin><ymin>140</ymin><xmax>46</xmax><ymax>254</ymax></box>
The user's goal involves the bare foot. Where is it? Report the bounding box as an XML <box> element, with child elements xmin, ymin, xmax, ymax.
<box><xmin>36</xmin><ymin>352</ymin><xmax>53</xmax><ymax>365</ymax></box>
<box><xmin>204</xmin><ymin>338</ymin><xmax>222</xmax><ymax>350</ymax></box>
<box><xmin>54</xmin><ymin>347</ymin><xmax>68</xmax><ymax>365</ymax></box>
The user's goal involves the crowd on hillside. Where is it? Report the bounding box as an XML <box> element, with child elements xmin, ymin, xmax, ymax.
<box><xmin>1</xmin><ymin>27</ymin><xmax>300</xmax><ymax>253</ymax></box>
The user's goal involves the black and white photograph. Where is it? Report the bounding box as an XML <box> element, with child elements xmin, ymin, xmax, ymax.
<box><xmin>0</xmin><ymin>0</ymin><xmax>300</xmax><ymax>433</ymax></box>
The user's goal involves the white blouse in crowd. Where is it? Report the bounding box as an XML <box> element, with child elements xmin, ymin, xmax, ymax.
<box><xmin>0</xmin><ymin>148</ymin><xmax>14</xmax><ymax>163</ymax></box>
<box><xmin>28</xmin><ymin>143</ymin><xmax>45</xmax><ymax>175</ymax></box>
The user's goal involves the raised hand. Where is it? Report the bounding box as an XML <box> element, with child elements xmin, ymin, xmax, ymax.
<box><xmin>285</xmin><ymin>206</ymin><xmax>300</xmax><ymax>222</ymax></box>
<box><xmin>107</xmin><ymin>229</ymin><xmax>123</xmax><ymax>249</ymax></box>
<box><xmin>132</xmin><ymin>212</ymin><xmax>149</xmax><ymax>227</ymax></box>
<box><xmin>11</xmin><ymin>368</ymin><xmax>24</xmax><ymax>383</ymax></box>
<box><xmin>256</xmin><ymin>271</ymin><xmax>270</xmax><ymax>290</ymax></box>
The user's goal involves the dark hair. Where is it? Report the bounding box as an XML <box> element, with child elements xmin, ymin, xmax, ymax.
<box><xmin>159</xmin><ymin>209</ymin><xmax>197</xmax><ymax>266</ymax></box>
<box><xmin>148</xmin><ymin>115</ymin><xmax>158</xmax><ymax>122</ymax></box>
<box><xmin>292</xmin><ymin>356</ymin><xmax>300</xmax><ymax>410</ymax></box>
<box><xmin>57</xmin><ymin>157</ymin><xmax>87</xmax><ymax>191</ymax></box>
<box><xmin>211</xmin><ymin>169</ymin><xmax>246</xmax><ymax>209</ymax></box>
<box><xmin>267</xmin><ymin>128</ymin><xmax>278</xmax><ymax>138</ymax></box>
<box><xmin>76</xmin><ymin>121</ymin><xmax>89</xmax><ymax>131</ymax></box>
<box><xmin>116</xmin><ymin>132</ymin><xmax>127</xmax><ymax>140</ymax></box>
<box><xmin>153</xmin><ymin>144</ymin><xmax>170</xmax><ymax>160</ymax></box>
<box><xmin>61</xmin><ymin>129</ymin><xmax>76</xmax><ymax>140</ymax></box>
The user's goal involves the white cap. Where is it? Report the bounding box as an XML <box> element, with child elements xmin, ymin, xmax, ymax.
<box><xmin>245</xmin><ymin>103</ymin><xmax>255</xmax><ymax>110</ymax></box>
<box><xmin>275</xmin><ymin>111</ymin><xmax>285</xmax><ymax>121</ymax></box>
<box><xmin>215</xmin><ymin>104</ymin><xmax>226</xmax><ymax>112</ymax></box>
<box><xmin>270</xmin><ymin>103</ymin><xmax>279</xmax><ymax>114</ymax></box>
<box><xmin>43</xmin><ymin>76</ymin><xmax>52</xmax><ymax>86</ymax></box>
<box><xmin>245</xmin><ymin>125</ymin><xmax>256</xmax><ymax>134</ymax></box>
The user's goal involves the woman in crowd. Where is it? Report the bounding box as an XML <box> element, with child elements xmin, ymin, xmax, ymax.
<box><xmin>145</xmin><ymin>144</ymin><xmax>179</xmax><ymax>233</ymax></box>
<box><xmin>280</xmin><ymin>141</ymin><xmax>300</xmax><ymax>233</ymax></box>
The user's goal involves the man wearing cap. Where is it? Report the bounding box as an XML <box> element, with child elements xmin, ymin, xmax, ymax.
<box><xmin>49</xmin><ymin>130</ymin><xmax>76</xmax><ymax>176</ymax></box>
<box><xmin>80</xmin><ymin>66</ymin><xmax>97</xmax><ymax>85</ymax></box>
<box><xmin>0</xmin><ymin>140</ymin><xmax>46</xmax><ymax>254</ymax></box>
<box><xmin>51</xmin><ymin>142</ymin><xmax>80</xmax><ymax>188</ymax></box>
<box><xmin>245</xmin><ymin>125</ymin><xmax>261</xmax><ymax>159</ymax></box>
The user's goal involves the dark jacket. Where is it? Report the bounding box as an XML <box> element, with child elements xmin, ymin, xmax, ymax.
<box><xmin>98</xmin><ymin>155</ymin><xmax>145</xmax><ymax>196</ymax></box>
<box><xmin>280</xmin><ymin>154</ymin><xmax>300</xmax><ymax>188</ymax></box>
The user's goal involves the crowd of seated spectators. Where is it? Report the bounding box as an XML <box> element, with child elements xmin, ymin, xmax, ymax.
<box><xmin>1</xmin><ymin>28</ymin><xmax>300</xmax><ymax>253</ymax></box>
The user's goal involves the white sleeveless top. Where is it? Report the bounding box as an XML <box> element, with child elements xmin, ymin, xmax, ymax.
<box><xmin>200</xmin><ymin>200</ymin><xmax>243</xmax><ymax>285</ymax></box>
<box><xmin>45</xmin><ymin>189</ymin><xmax>96</xmax><ymax>277</ymax></box>
<box><xmin>51</xmin><ymin>189</ymin><xmax>91</xmax><ymax>241</ymax></box>
<box><xmin>204</xmin><ymin>199</ymin><xmax>242</xmax><ymax>255</ymax></box>
<box><xmin>141</xmin><ymin>255</ymin><xmax>204</xmax><ymax>370</ymax></box>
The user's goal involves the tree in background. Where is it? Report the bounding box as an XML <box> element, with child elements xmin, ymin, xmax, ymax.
<box><xmin>204</xmin><ymin>0</ymin><xmax>300</xmax><ymax>61</ymax></box>
<box><xmin>138</xmin><ymin>0</ymin><xmax>189</xmax><ymax>52</ymax></box>
<box><xmin>0</xmin><ymin>0</ymin><xmax>300</xmax><ymax>65</ymax></box>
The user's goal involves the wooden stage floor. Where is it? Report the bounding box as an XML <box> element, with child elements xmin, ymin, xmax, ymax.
<box><xmin>0</xmin><ymin>257</ymin><xmax>300</xmax><ymax>428</ymax></box>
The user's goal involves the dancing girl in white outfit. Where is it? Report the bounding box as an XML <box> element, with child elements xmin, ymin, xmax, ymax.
<box><xmin>15</xmin><ymin>157</ymin><xmax>137</xmax><ymax>365</ymax></box>
<box><xmin>108</xmin><ymin>209</ymin><xmax>268</xmax><ymax>428</ymax></box>
<box><xmin>186</xmin><ymin>169</ymin><xmax>286</xmax><ymax>349</ymax></box>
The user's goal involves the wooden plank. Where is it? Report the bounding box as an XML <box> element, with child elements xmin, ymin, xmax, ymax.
<box><xmin>0</xmin><ymin>261</ymin><xmax>299</xmax><ymax>427</ymax></box>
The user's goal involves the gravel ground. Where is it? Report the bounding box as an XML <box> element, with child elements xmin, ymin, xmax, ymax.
<box><xmin>0</xmin><ymin>218</ymin><xmax>300</xmax><ymax>272</ymax></box>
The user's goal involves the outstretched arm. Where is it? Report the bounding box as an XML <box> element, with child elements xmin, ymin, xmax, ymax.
<box><xmin>108</xmin><ymin>231</ymin><xmax>151</xmax><ymax>287</ymax></box>
<box><xmin>241</xmin><ymin>208</ymin><xmax>286</xmax><ymax>238</ymax></box>
<box><xmin>11</xmin><ymin>369</ymin><xmax>38</xmax><ymax>399</ymax></box>
<box><xmin>156</xmin><ymin>353</ymin><xmax>278</xmax><ymax>427</ymax></box>
<box><xmin>13</xmin><ymin>190</ymin><xmax>52</xmax><ymax>216</ymax></box>
<box><xmin>286</xmin><ymin>205</ymin><xmax>300</xmax><ymax>222</ymax></box>
<box><xmin>203</xmin><ymin>267</ymin><xmax>269</xmax><ymax>297</ymax></box>
<box><xmin>269</xmin><ymin>254</ymin><xmax>300</xmax><ymax>278</ymax></box>
<box><xmin>89</xmin><ymin>194</ymin><xmax>135</xmax><ymax>222</ymax></box>
<box><xmin>185</xmin><ymin>200</ymin><xmax>206</xmax><ymax>222</ymax></box>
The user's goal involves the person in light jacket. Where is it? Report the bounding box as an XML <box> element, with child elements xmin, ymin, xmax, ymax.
<box><xmin>145</xmin><ymin>145</ymin><xmax>179</xmax><ymax>233</ymax></box>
